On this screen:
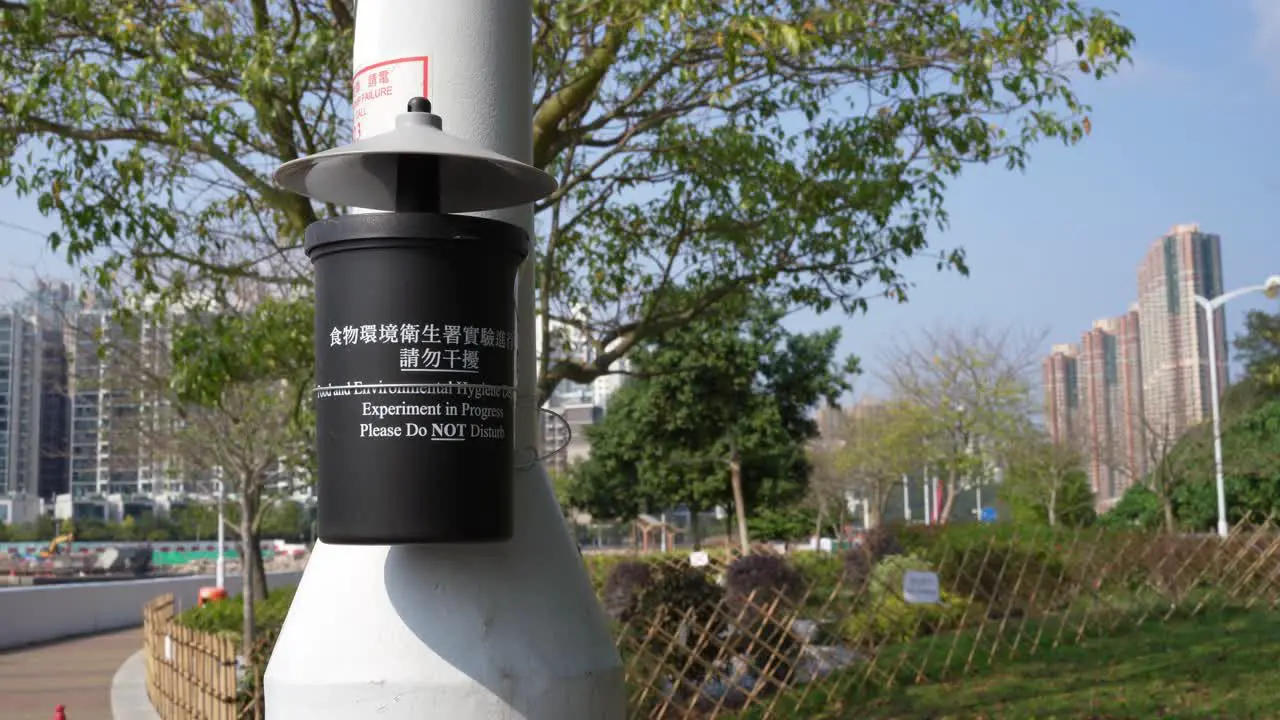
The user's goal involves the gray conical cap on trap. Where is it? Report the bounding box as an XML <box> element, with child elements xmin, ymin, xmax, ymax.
<box><xmin>275</xmin><ymin>99</ymin><xmax>556</xmax><ymax>213</ymax></box>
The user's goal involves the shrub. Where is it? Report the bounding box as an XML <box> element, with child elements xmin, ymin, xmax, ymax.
<box><xmin>583</xmin><ymin>553</ymin><xmax>638</xmax><ymax>595</ymax></box>
<box><xmin>630</xmin><ymin>563</ymin><xmax>727</xmax><ymax>686</ymax></box>
<box><xmin>862</xmin><ymin>525</ymin><xmax>905</xmax><ymax>561</ymax></box>
<box><xmin>905</xmin><ymin>526</ymin><xmax>1075</xmax><ymax>615</ymax></box>
<box><xmin>790</xmin><ymin>551</ymin><xmax>844</xmax><ymax>604</ymax></box>
<box><xmin>842</xmin><ymin>547</ymin><xmax>874</xmax><ymax>596</ymax></box>
<box><xmin>1096</xmin><ymin>532</ymin><xmax>1219</xmax><ymax>602</ymax></box>
<box><xmin>840</xmin><ymin>554</ymin><xmax>969</xmax><ymax>647</ymax></box>
<box><xmin>932</xmin><ymin>541</ymin><xmax>1069</xmax><ymax>615</ymax></box>
<box><xmin>841</xmin><ymin>525</ymin><xmax>903</xmax><ymax>597</ymax></box>
<box><xmin>724</xmin><ymin>554</ymin><xmax>805</xmax><ymax>609</ymax></box>
<box><xmin>636</xmin><ymin>562</ymin><xmax>724</xmax><ymax>618</ymax></box>
<box><xmin>602</xmin><ymin>561</ymin><xmax>654</xmax><ymax>622</ymax></box>
<box><xmin>178</xmin><ymin>585</ymin><xmax>298</xmax><ymax>637</ymax></box>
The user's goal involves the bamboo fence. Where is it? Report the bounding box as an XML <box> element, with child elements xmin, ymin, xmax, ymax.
<box><xmin>142</xmin><ymin>519</ymin><xmax>1280</xmax><ymax>719</ymax></box>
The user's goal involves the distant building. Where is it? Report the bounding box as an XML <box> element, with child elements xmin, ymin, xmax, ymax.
<box><xmin>1042</xmin><ymin>223</ymin><xmax>1230</xmax><ymax>512</ymax></box>
<box><xmin>0</xmin><ymin>280</ymin><xmax>75</xmax><ymax>502</ymax></box>
<box><xmin>535</xmin><ymin>317</ymin><xmax>630</xmax><ymax>474</ymax></box>
<box><xmin>814</xmin><ymin>404</ymin><xmax>846</xmax><ymax>439</ymax></box>
<box><xmin>1041</xmin><ymin>343</ymin><xmax>1080</xmax><ymax>445</ymax></box>
<box><xmin>1136</xmin><ymin>223</ymin><xmax>1227</xmax><ymax>439</ymax></box>
<box><xmin>67</xmin><ymin>300</ymin><xmax>180</xmax><ymax>497</ymax></box>
<box><xmin>815</xmin><ymin>396</ymin><xmax>885</xmax><ymax>442</ymax></box>
<box><xmin>1078</xmin><ymin>311</ymin><xmax>1146</xmax><ymax>505</ymax></box>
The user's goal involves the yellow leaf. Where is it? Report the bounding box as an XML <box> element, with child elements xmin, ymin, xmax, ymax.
<box><xmin>1082</xmin><ymin>117</ymin><xmax>1092</xmax><ymax>136</ymax></box>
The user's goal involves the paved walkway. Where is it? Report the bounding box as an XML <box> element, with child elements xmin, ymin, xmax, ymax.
<box><xmin>0</xmin><ymin>629</ymin><xmax>141</xmax><ymax>720</ymax></box>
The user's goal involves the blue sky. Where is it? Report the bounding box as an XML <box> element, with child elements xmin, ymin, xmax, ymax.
<box><xmin>2</xmin><ymin>0</ymin><xmax>1278</xmax><ymax>395</ymax></box>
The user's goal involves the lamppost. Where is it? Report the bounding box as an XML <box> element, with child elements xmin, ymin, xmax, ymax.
<box><xmin>262</xmin><ymin>1</ymin><xmax>624</xmax><ymax>716</ymax></box>
<box><xmin>213</xmin><ymin>467</ymin><xmax>225</xmax><ymax>590</ymax></box>
<box><xmin>1193</xmin><ymin>274</ymin><xmax>1280</xmax><ymax>539</ymax></box>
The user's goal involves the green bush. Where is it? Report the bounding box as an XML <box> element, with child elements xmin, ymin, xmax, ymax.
<box><xmin>582</xmin><ymin>550</ymin><xmax>730</xmax><ymax>596</ymax></box>
<box><xmin>900</xmin><ymin>524</ymin><xmax>1075</xmax><ymax>615</ymax></box>
<box><xmin>602</xmin><ymin>561</ymin><xmax>654</xmax><ymax>622</ymax></box>
<box><xmin>789</xmin><ymin>551</ymin><xmax>843</xmax><ymax>602</ymax></box>
<box><xmin>1094</xmin><ymin>531</ymin><xmax>1218</xmax><ymax>601</ymax></box>
<box><xmin>862</xmin><ymin>525</ymin><xmax>905</xmax><ymax>560</ymax></box>
<box><xmin>583</xmin><ymin>553</ymin><xmax>636</xmax><ymax>595</ymax></box>
<box><xmin>630</xmin><ymin>563</ymin><xmax>727</xmax><ymax>685</ymax></box>
<box><xmin>635</xmin><ymin>562</ymin><xmax>724</xmax><ymax>617</ymax></box>
<box><xmin>177</xmin><ymin>585</ymin><xmax>298</xmax><ymax>637</ymax></box>
<box><xmin>840</xmin><ymin>554</ymin><xmax>969</xmax><ymax>647</ymax></box>
<box><xmin>725</xmin><ymin>554</ymin><xmax>804</xmax><ymax>608</ymax></box>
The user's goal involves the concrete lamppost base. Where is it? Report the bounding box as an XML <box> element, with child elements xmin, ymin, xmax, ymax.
<box><xmin>263</xmin><ymin>462</ymin><xmax>624</xmax><ymax>718</ymax></box>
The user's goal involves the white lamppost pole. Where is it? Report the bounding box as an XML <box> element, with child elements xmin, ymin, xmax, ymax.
<box><xmin>214</xmin><ymin>467</ymin><xmax>225</xmax><ymax>590</ymax></box>
<box><xmin>901</xmin><ymin>474</ymin><xmax>912</xmax><ymax>523</ymax></box>
<box><xmin>1193</xmin><ymin>275</ymin><xmax>1280</xmax><ymax>539</ymax></box>
<box><xmin>263</xmin><ymin>1</ymin><xmax>624</xmax><ymax>718</ymax></box>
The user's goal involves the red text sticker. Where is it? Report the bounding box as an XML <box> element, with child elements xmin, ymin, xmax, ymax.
<box><xmin>352</xmin><ymin>56</ymin><xmax>430</xmax><ymax>141</ymax></box>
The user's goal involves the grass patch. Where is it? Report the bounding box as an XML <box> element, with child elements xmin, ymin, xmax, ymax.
<box><xmin>754</xmin><ymin>609</ymin><xmax>1280</xmax><ymax>719</ymax></box>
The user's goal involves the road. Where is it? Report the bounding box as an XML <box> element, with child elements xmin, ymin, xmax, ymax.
<box><xmin>0</xmin><ymin>629</ymin><xmax>140</xmax><ymax>720</ymax></box>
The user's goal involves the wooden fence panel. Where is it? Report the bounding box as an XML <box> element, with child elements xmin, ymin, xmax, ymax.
<box><xmin>142</xmin><ymin>594</ymin><xmax>241</xmax><ymax>720</ymax></box>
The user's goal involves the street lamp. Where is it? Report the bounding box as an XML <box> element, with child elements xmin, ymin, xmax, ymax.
<box><xmin>1193</xmin><ymin>274</ymin><xmax>1280</xmax><ymax>539</ymax></box>
<box><xmin>213</xmin><ymin>468</ymin><xmax>225</xmax><ymax>590</ymax></box>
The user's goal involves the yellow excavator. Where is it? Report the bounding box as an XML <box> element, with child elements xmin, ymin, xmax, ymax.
<box><xmin>37</xmin><ymin>533</ymin><xmax>75</xmax><ymax>559</ymax></box>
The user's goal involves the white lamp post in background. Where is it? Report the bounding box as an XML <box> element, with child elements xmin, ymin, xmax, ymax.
<box><xmin>1193</xmin><ymin>274</ymin><xmax>1280</xmax><ymax>539</ymax></box>
<box><xmin>213</xmin><ymin>466</ymin><xmax>226</xmax><ymax>590</ymax></box>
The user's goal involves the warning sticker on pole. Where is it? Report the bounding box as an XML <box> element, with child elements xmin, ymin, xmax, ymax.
<box><xmin>352</xmin><ymin>56</ymin><xmax>430</xmax><ymax>141</ymax></box>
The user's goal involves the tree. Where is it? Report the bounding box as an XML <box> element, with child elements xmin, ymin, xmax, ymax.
<box><xmin>747</xmin><ymin>505</ymin><xmax>817</xmax><ymax>545</ymax></box>
<box><xmin>832</xmin><ymin>400</ymin><xmax>932</xmax><ymax>530</ymax></box>
<box><xmin>805</xmin><ymin>437</ymin><xmax>851</xmax><ymax>539</ymax></box>
<box><xmin>1</xmin><ymin>0</ymin><xmax>1134</xmax><ymax>406</ymax></box>
<box><xmin>1172</xmin><ymin>400</ymin><xmax>1280</xmax><ymax>530</ymax></box>
<box><xmin>164</xmin><ymin>294</ymin><xmax>312</xmax><ymax>698</ymax></box>
<box><xmin>564</xmin><ymin>299</ymin><xmax>853</xmax><ymax>546</ymax></box>
<box><xmin>1135</xmin><ymin>411</ymin><xmax>1205</xmax><ymax>534</ymax></box>
<box><xmin>1234</xmin><ymin>306</ymin><xmax>1280</xmax><ymax>391</ymax></box>
<box><xmin>878</xmin><ymin>325</ymin><xmax>1041</xmax><ymax>524</ymax></box>
<box><xmin>1097</xmin><ymin>484</ymin><xmax>1162</xmax><ymax>531</ymax></box>
<box><xmin>1000</xmin><ymin>425</ymin><xmax>1093</xmax><ymax>528</ymax></box>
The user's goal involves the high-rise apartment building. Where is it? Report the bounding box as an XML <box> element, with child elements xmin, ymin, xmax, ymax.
<box><xmin>1078</xmin><ymin>310</ymin><xmax>1146</xmax><ymax>506</ymax></box>
<box><xmin>535</xmin><ymin>317</ymin><xmax>630</xmax><ymax>474</ymax></box>
<box><xmin>814</xmin><ymin>397</ymin><xmax>886</xmax><ymax>444</ymax></box>
<box><xmin>1136</xmin><ymin>224</ymin><xmax>1227</xmax><ymax>440</ymax></box>
<box><xmin>1043</xmin><ymin>223</ymin><xmax>1230</xmax><ymax>511</ymax></box>
<box><xmin>0</xmin><ymin>309</ymin><xmax>20</xmax><ymax>496</ymax></box>
<box><xmin>1041</xmin><ymin>344</ymin><xmax>1080</xmax><ymax>445</ymax></box>
<box><xmin>0</xmin><ymin>281</ymin><xmax>75</xmax><ymax>501</ymax></box>
<box><xmin>67</xmin><ymin>303</ymin><xmax>180</xmax><ymax>497</ymax></box>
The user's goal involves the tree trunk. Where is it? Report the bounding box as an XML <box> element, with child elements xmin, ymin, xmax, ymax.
<box><xmin>938</xmin><ymin>469</ymin><xmax>959</xmax><ymax>525</ymax></box>
<box><xmin>252</xmin><ymin>544</ymin><xmax>268</xmax><ymax>601</ymax></box>
<box><xmin>729</xmin><ymin>446</ymin><xmax>750</xmax><ymax>555</ymax></box>
<box><xmin>689</xmin><ymin>510</ymin><xmax>702</xmax><ymax>550</ymax></box>
<box><xmin>1160</xmin><ymin>493</ymin><xmax>1177</xmax><ymax>534</ymax></box>
<box><xmin>1046</xmin><ymin>486</ymin><xmax>1058</xmax><ymax>527</ymax></box>
<box><xmin>239</xmin><ymin>488</ymin><xmax>268</xmax><ymax>603</ymax></box>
